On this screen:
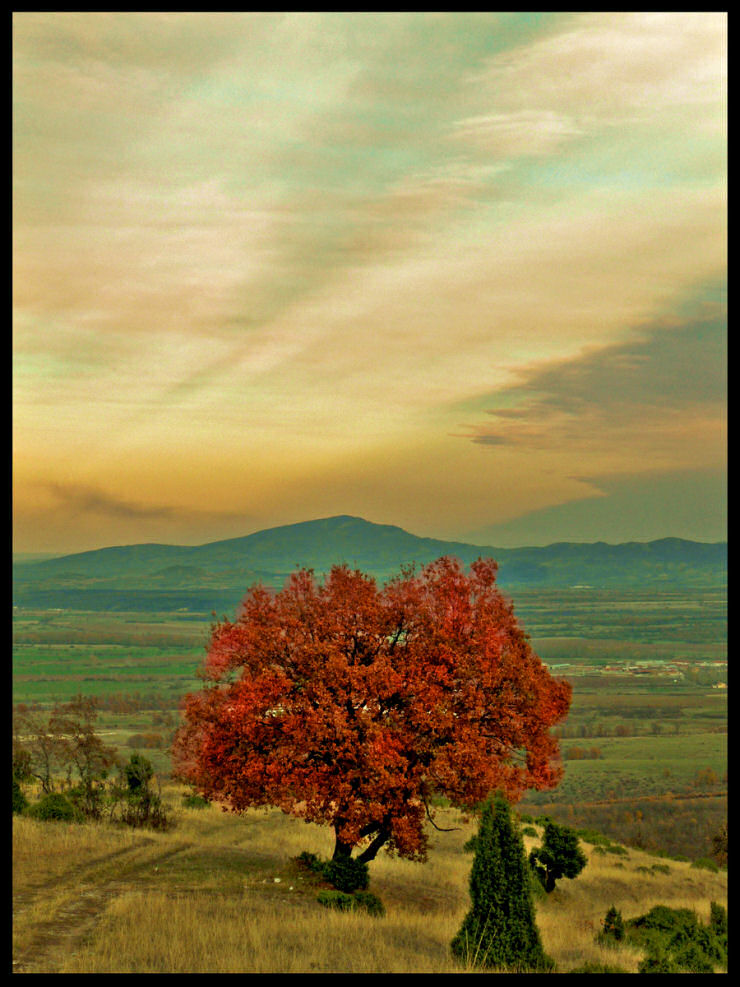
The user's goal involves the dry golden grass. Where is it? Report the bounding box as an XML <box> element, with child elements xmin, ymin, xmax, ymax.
<box><xmin>56</xmin><ymin>889</ymin><xmax>469</xmax><ymax>974</ymax></box>
<box><xmin>13</xmin><ymin>793</ymin><xmax>728</xmax><ymax>974</ymax></box>
<box><xmin>12</xmin><ymin>815</ymin><xmax>143</xmax><ymax>894</ymax></box>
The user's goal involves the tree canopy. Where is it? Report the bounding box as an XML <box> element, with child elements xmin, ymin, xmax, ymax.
<box><xmin>172</xmin><ymin>556</ymin><xmax>571</xmax><ymax>863</ymax></box>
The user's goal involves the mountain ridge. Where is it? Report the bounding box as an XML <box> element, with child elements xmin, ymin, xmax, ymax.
<box><xmin>13</xmin><ymin>514</ymin><xmax>727</xmax><ymax>613</ymax></box>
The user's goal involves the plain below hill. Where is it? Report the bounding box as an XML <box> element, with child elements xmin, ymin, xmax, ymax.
<box><xmin>12</xmin><ymin>514</ymin><xmax>727</xmax><ymax>613</ymax></box>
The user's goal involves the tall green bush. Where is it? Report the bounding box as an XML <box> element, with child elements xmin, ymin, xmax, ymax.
<box><xmin>450</xmin><ymin>793</ymin><xmax>553</xmax><ymax>972</ymax></box>
<box><xmin>112</xmin><ymin>754</ymin><xmax>172</xmax><ymax>830</ymax></box>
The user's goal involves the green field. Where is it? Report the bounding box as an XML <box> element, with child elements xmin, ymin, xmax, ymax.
<box><xmin>12</xmin><ymin>588</ymin><xmax>726</xmax><ymax>861</ymax></box>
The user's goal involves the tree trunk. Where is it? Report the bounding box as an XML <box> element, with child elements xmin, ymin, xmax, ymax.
<box><xmin>357</xmin><ymin>828</ymin><xmax>390</xmax><ymax>863</ymax></box>
<box><xmin>332</xmin><ymin>833</ymin><xmax>353</xmax><ymax>861</ymax></box>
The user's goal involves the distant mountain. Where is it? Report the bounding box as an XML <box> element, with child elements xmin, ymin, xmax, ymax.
<box><xmin>12</xmin><ymin>515</ymin><xmax>727</xmax><ymax>613</ymax></box>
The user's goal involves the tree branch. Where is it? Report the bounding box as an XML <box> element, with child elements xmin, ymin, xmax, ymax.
<box><xmin>422</xmin><ymin>792</ymin><xmax>460</xmax><ymax>832</ymax></box>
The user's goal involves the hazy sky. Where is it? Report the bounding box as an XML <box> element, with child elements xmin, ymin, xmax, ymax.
<box><xmin>13</xmin><ymin>12</ymin><xmax>726</xmax><ymax>554</ymax></box>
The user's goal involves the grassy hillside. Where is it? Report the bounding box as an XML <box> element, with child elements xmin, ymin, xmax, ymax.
<box><xmin>12</xmin><ymin>788</ymin><xmax>727</xmax><ymax>974</ymax></box>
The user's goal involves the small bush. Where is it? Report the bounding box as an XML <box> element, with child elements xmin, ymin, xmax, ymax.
<box><xmin>575</xmin><ymin>828</ymin><xmax>612</xmax><ymax>847</ymax></box>
<box><xmin>12</xmin><ymin>779</ymin><xmax>28</xmax><ymax>815</ymax></box>
<box><xmin>317</xmin><ymin>890</ymin><xmax>355</xmax><ymax>912</ymax></box>
<box><xmin>182</xmin><ymin>793</ymin><xmax>210</xmax><ymax>809</ymax></box>
<box><xmin>592</xmin><ymin>843</ymin><xmax>627</xmax><ymax>857</ymax></box>
<box><xmin>690</xmin><ymin>857</ymin><xmax>719</xmax><ymax>872</ymax></box>
<box><xmin>296</xmin><ymin>850</ymin><xmax>326</xmax><ymax>874</ymax></box>
<box><xmin>598</xmin><ymin>905</ymin><xmax>625</xmax><ymax>944</ymax></box>
<box><xmin>668</xmin><ymin>940</ymin><xmax>715</xmax><ymax>974</ymax></box>
<box><xmin>322</xmin><ymin>856</ymin><xmax>369</xmax><ymax>894</ymax></box>
<box><xmin>316</xmin><ymin>889</ymin><xmax>384</xmax><ymax>917</ymax></box>
<box><xmin>629</xmin><ymin>905</ymin><xmax>697</xmax><ymax>936</ymax></box>
<box><xmin>521</xmin><ymin>825</ymin><xmax>538</xmax><ymax>838</ymax></box>
<box><xmin>26</xmin><ymin>792</ymin><xmax>79</xmax><ymax>822</ymax></box>
<box><xmin>114</xmin><ymin>754</ymin><xmax>174</xmax><ymax>831</ymax></box>
<box><xmin>353</xmin><ymin>891</ymin><xmax>385</xmax><ymax>917</ymax></box>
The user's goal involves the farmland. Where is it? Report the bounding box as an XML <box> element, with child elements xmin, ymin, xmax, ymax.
<box><xmin>12</xmin><ymin>585</ymin><xmax>726</xmax><ymax>861</ymax></box>
<box><xmin>12</xmin><ymin>583</ymin><xmax>728</xmax><ymax>973</ymax></box>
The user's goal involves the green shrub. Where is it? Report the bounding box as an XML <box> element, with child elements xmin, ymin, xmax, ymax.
<box><xmin>638</xmin><ymin>946</ymin><xmax>678</xmax><ymax>973</ymax></box>
<box><xmin>353</xmin><ymin>891</ymin><xmax>385</xmax><ymax>917</ymax></box>
<box><xmin>26</xmin><ymin>792</ymin><xmax>79</xmax><ymax>822</ymax></box>
<box><xmin>182</xmin><ymin>793</ymin><xmax>210</xmax><ymax>809</ymax></box>
<box><xmin>690</xmin><ymin>857</ymin><xmax>719</xmax><ymax>872</ymax></box>
<box><xmin>709</xmin><ymin>901</ymin><xmax>727</xmax><ymax>942</ymax></box>
<box><xmin>297</xmin><ymin>850</ymin><xmax>371</xmax><ymax>895</ymax></box>
<box><xmin>114</xmin><ymin>754</ymin><xmax>173</xmax><ymax>831</ymax></box>
<box><xmin>521</xmin><ymin>825</ymin><xmax>538</xmax><ymax>838</ymax></box>
<box><xmin>296</xmin><ymin>850</ymin><xmax>326</xmax><ymax>874</ymax></box>
<box><xmin>598</xmin><ymin>905</ymin><xmax>625</xmax><ymax>944</ymax></box>
<box><xmin>322</xmin><ymin>856</ymin><xmax>369</xmax><ymax>894</ymax></box>
<box><xmin>629</xmin><ymin>905</ymin><xmax>697</xmax><ymax>936</ymax></box>
<box><xmin>316</xmin><ymin>889</ymin><xmax>384</xmax><ymax>917</ymax></box>
<box><xmin>628</xmin><ymin>904</ymin><xmax>727</xmax><ymax>973</ymax></box>
<box><xmin>575</xmin><ymin>828</ymin><xmax>612</xmax><ymax>847</ymax></box>
<box><xmin>592</xmin><ymin>843</ymin><xmax>627</xmax><ymax>856</ymax></box>
<box><xmin>12</xmin><ymin>779</ymin><xmax>28</xmax><ymax>815</ymax></box>
<box><xmin>668</xmin><ymin>940</ymin><xmax>715</xmax><ymax>974</ymax></box>
<box><xmin>317</xmin><ymin>890</ymin><xmax>355</xmax><ymax>912</ymax></box>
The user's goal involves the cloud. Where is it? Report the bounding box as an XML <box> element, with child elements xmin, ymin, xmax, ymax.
<box><xmin>451</xmin><ymin>110</ymin><xmax>582</xmax><ymax>158</ymax></box>
<box><xmin>459</xmin><ymin>285</ymin><xmax>726</xmax><ymax>476</ymax></box>
<box><xmin>465</xmin><ymin>468</ymin><xmax>727</xmax><ymax>547</ymax></box>
<box><xmin>466</xmin><ymin>12</ymin><xmax>726</xmax><ymax>126</ymax></box>
<box><xmin>12</xmin><ymin>13</ymin><xmax>727</xmax><ymax>552</ymax></box>
<box><xmin>42</xmin><ymin>482</ymin><xmax>180</xmax><ymax>521</ymax></box>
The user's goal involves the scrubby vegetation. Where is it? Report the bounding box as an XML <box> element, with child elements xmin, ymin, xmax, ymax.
<box><xmin>12</xmin><ymin>790</ymin><xmax>728</xmax><ymax>974</ymax></box>
<box><xmin>13</xmin><ymin>699</ymin><xmax>173</xmax><ymax>832</ymax></box>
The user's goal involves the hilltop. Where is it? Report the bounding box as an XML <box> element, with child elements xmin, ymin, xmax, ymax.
<box><xmin>12</xmin><ymin>514</ymin><xmax>726</xmax><ymax>613</ymax></box>
<box><xmin>12</xmin><ymin>790</ymin><xmax>728</xmax><ymax>973</ymax></box>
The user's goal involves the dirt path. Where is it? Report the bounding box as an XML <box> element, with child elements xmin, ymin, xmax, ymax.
<box><xmin>12</xmin><ymin>840</ymin><xmax>194</xmax><ymax>974</ymax></box>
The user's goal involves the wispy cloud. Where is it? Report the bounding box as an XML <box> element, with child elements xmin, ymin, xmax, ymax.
<box><xmin>42</xmin><ymin>482</ymin><xmax>180</xmax><ymax>521</ymax></box>
<box><xmin>459</xmin><ymin>285</ymin><xmax>726</xmax><ymax>477</ymax></box>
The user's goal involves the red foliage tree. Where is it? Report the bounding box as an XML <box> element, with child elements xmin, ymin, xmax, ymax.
<box><xmin>172</xmin><ymin>557</ymin><xmax>571</xmax><ymax>864</ymax></box>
